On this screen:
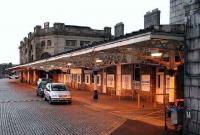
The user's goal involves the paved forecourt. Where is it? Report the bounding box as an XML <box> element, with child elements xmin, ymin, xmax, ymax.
<box><xmin>0</xmin><ymin>79</ymin><xmax>124</xmax><ymax>135</ymax></box>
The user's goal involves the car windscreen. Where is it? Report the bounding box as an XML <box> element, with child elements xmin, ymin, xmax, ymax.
<box><xmin>38</xmin><ymin>83</ymin><xmax>46</xmax><ymax>88</ymax></box>
<box><xmin>52</xmin><ymin>85</ymin><xmax>68</xmax><ymax>91</ymax></box>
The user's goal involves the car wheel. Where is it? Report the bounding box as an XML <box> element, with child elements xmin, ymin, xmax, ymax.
<box><xmin>68</xmin><ymin>101</ymin><xmax>72</xmax><ymax>104</ymax></box>
<box><xmin>48</xmin><ymin>97</ymin><xmax>52</xmax><ymax>104</ymax></box>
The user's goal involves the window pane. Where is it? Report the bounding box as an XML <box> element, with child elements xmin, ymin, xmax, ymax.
<box><xmin>47</xmin><ymin>40</ymin><xmax>51</xmax><ymax>46</ymax></box>
<box><xmin>66</xmin><ymin>40</ymin><xmax>77</xmax><ymax>46</ymax></box>
<box><xmin>80</xmin><ymin>41</ymin><xmax>90</xmax><ymax>47</ymax></box>
<box><xmin>135</xmin><ymin>68</ymin><xmax>140</xmax><ymax>81</ymax></box>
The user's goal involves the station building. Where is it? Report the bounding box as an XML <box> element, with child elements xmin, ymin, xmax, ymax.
<box><xmin>11</xmin><ymin>1</ymin><xmax>200</xmax><ymax>134</ymax></box>
<box><xmin>14</xmin><ymin>24</ymin><xmax>185</xmax><ymax>105</ymax></box>
<box><xmin>19</xmin><ymin>22</ymin><xmax>111</xmax><ymax>64</ymax></box>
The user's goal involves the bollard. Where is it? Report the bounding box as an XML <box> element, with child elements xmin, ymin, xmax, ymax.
<box><xmin>93</xmin><ymin>90</ymin><xmax>98</xmax><ymax>100</ymax></box>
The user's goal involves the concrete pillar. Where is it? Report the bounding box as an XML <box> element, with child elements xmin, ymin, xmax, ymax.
<box><xmin>22</xmin><ymin>71</ymin><xmax>25</xmax><ymax>82</ymax></box>
<box><xmin>102</xmin><ymin>69</ymin><xmax>107</xmax><ymax>93</ymax></box>
<box><xmin>20</xmin><ymin>71</ymin><xmax>23</xmax><ymax>82</ymax></box>
<box><xmin>24</xmin><ymin>71</ymin><xmax>27</xmax><ymax>82</ymax></box>
<box><xmin>116</xmin><ymin>64</ymin><xmax>122</xmax><ymax>96</ymax></box>
<box><xmin>33</xmin><ymin>70</ymin><xmax>37</xmax><ymax>84</ymax></box>
<box><xmin>94</xmin><ymin>74</ymin><xmax>97</xmax><ymax>91</ymax></box>
<box><xmin>169</xmin><ymin>50</ymin><xmax>176</xmax><ymax>70</ymax></box>
<box><xmin>23</xmin><ymin>71</ymin><xmax>26</xmax><ymax>82</ymax></box>
<box><xmin>93</xmin><ymin>70</ymin><xmax>98</xmax><ymax>91</ymax></box>
<box><xmin>27</xmin><ymin>70</ymin><xmax>30</xmax><ymax>84</ymax></box>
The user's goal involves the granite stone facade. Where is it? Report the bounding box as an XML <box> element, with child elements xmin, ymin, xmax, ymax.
<box><xmin>170</xmin><ymin>0</ymin><xmax>185</xmax><ymax>24</ymax></box>
<box><xmin>19</xmin><ymin>23</ymin><xmax>112</xmax><ymax>64</ymax></box>
<box><xmin>184</xmin><ymin>1</ymin><xmax>200</xmax><ymax>134</ymax></box>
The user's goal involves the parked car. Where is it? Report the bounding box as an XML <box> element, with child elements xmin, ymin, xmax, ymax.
<box><xmin>15</xmin><ymin>75</ymin><xmax>19</xmax><ymax>79</ymax></box>
<box><xmin>37</xmin><ymin>78</ymin><xmax>52</xmax><ymax>86</ymax></box>
<box><xmin>37</xmin><ymin>78</ymin><xmax>47</xmax><ymax>86</ymax></box>
<box><xmin>36</xmin><ymin>82</ymin><xmax>47</xmax><ymax>97</ymax></box>
<box><xmin>9</xmin><ymin>75</ymin><xmax>19</xmax><ymax>79</ymax></box>
<box><xmin>44</xmin><ymin>83</ymin><xmax>72</xmax><ymax>104</ymax></box>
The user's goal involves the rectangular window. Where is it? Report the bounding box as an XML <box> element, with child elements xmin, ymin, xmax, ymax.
<box><xmin>66</xmin><ymin>74</ymin><xmax>72</xmax><ymax>83</ymax></box>
<box><xmin>80</xmin><ymin>41</ymin><xmax>90</xmax><ymax>47</ymax></box>
<box><xmin>85</xmin><ymin>74</ymin><xmax>90</xmax><ymax>84</ymax></box>
<box><xmin>77</xmin><ymin>74</ymin><xmax>81</xmax><ymax>83</ymax></box>
<box><xmin>107</xmin><ymin>74</ymin><xmax>115</xmax><ymax>88</ymax></box>
<box><xmin>41</xmin><ymin>41</ymin><xmax>45</xmax><ymax>47</ymax></box>
<box><xmin>66</xmin><ymin>40</ymin><xmax>77</xmax><ymax>46</ymax></box>
<box><xmin>47</xmin><ymin>40</ymin><xmax>51</xmax><ymax>46</ymax></box>
<box><xmin>158</xmin><ymin>75</ymin><xmax>161</xmax><ymax>88</ymax></box>
<box><xmin>97</xmin><ymin>75</ymin><xmax>101</xmax><ymax>86</ymax></box>
<box><xmin>134</xmin><ymin>67</ymin><xmax>141</xmax><ymax>81</ymax></box>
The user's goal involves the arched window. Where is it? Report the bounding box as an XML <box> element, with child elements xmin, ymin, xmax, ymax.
<box><xmin>41</xmin><ymin>41</ymin><xmax>45</xmax><ymax>47</ymax></box>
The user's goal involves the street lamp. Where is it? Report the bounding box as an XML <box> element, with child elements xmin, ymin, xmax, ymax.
<box><xmin>92</xmin><ymin>58</ymin><xmax>103</xmax><ymax>100</ymax></box>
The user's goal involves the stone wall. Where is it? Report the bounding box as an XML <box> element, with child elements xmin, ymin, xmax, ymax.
<box><xmin>170</xmin><ymin>0</ymin><xmax>185</xmax><ymax>24</ymax></box>
<box><xmin>19</xmin><ymin>23</ymin><xmax>112</xmax><ymax>64</ymax></box>
<box><xmin>184</xmin><ymin>1</ymin><xmax>200</xmax><ymax>134</ymax></box>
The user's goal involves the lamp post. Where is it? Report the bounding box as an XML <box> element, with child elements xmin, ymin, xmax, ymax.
<box><xmin>151</xmin><ymin>50</ymin><xmax>167</xmax><ymax>130</ymax></box>
<box><xmin>92</xmin><ymin>58</ymin><xmax>103</xmax><ymax>100</ymax></box>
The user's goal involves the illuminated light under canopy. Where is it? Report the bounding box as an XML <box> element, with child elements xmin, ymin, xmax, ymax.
<box><xmin>151</xmin><ymin>50</ymin><xmax>162</xmax><ymax>57</ymax></box>
<box><xmin>96</xmin><ymin>59</ymin><xmax>103</xmax><ymax>63</ymax></box>
<box><xmin>151</xmin><ymin>53</ymin><xmax>162</xmax><ymax>57</ymax></box>
<box><xmin>67</xmin><ymin>63</ymin><xmax>72</xmax><ymax>66</ymax></box>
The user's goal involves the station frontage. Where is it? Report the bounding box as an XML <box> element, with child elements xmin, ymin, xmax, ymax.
<box><xmin>11</xmin><ymin>25</ymin><xmax>185</xmax><ymax>105</ymax></box>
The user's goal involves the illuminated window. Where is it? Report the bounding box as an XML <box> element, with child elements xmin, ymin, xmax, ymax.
<box><xmin>85</xmin><ymin>74</ymin><xmax>90</xmax><ymax>84</ymax></box>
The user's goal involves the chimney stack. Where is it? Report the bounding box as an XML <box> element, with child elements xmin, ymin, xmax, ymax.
<box><xmin>104</xmin><ymin>27</ymin><xmax>112</xmax><ymax>37</ymax></box>
<box><xmin>144</xmin><ymin>8</ymin><xmax>160</xmax><ymax>28</ymax></box>
<box><xmin>114</xmin><ymin>22</ymin><xmax>124</xmax><ymax>37</ymax></box>
<box><xmin>34</xmin><ymin>25</ymin><xmax>41</xmax><ymax>34</ymax></box>
<box><xmin>44</xmin><ymin>22</ymin><xmax>50</xmax><ymax>29</ymax></box>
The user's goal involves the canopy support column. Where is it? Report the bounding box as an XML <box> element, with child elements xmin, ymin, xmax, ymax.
<box><xmin>116</xmin><ymin>64</ymin><xmax>122</xmax><ymax>98</ymax></box>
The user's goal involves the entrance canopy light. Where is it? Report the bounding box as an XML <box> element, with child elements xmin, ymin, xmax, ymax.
<box><xmin>151</xmin><ymin>50</ymin><xmax>162</xmax><ymax>57</ymax></box>
<box><xmin>67</xmin><ymin>63</ymin><xmax>72</xmax><ymax>66</ymax></box>
<box><xmin>151</xmin><ymin>53</ymin><xmax>162</xmax><ymax>57</ymax></box>
<box><xmin>96</xmin><ymin>59</ymin><xmax>103</xmax><ymax>63</ymax></box>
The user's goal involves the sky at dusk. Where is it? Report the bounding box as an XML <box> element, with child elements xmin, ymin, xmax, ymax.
<box><xmin>0</xmin><ymin>0</ymin><xmax>169</xmax><ymax>64</ymax></box>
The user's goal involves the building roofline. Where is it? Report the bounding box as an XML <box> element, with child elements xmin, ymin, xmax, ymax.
<box><xmin>12</xmin><ymin>25</ymin><xmax>185</xmax><ymax>70</ymax></box>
